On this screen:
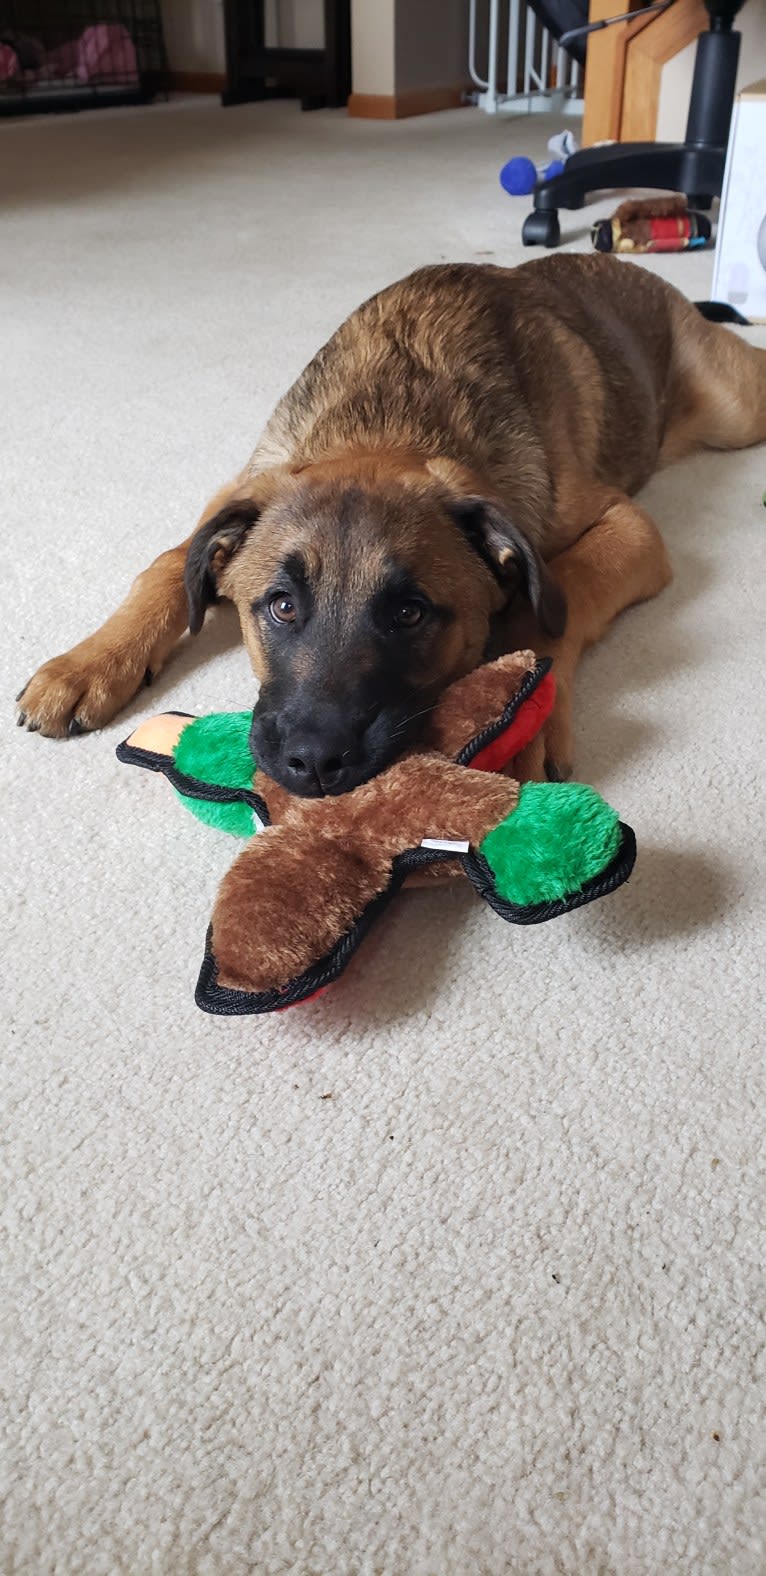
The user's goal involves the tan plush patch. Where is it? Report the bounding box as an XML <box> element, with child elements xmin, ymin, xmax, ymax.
<box><xmin>125</xmin><ymin>715</ymin><xmax>188</xmax><ymax>756</ymax></box>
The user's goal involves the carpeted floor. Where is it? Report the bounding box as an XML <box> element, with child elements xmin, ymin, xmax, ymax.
<box><xmin>3</xmin><ymin>97</ymin><xmax>765</xmax><ymax>1576</ymax></box>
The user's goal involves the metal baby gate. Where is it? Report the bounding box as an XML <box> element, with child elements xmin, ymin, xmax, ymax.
<box><xmin>468</xmin><ymin>0</ymin><xmax>583</xmax><ymax>115</ymax></box>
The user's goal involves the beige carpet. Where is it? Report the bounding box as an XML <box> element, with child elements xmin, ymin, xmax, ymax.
<box><xmin>3</xmin><ymin>97</ymin><xmax>765</xmax><ymax>1576</ymax></box>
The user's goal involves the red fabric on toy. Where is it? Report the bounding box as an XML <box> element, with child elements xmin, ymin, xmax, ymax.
<box><xmin>470</xmin><ymin>669</ymin><xmax>556</xmax><ymax>772</ymax></box>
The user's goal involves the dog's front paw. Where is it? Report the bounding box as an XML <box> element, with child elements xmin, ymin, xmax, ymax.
<box><xmin>16</xmin><ymin>643</ymin><xmax>151</xmax><ymax>738</ymax></box>
<box><xmin>543</xmin><ymin>673</ymin><xmax>574</xmax><ymax>783</ymax></box>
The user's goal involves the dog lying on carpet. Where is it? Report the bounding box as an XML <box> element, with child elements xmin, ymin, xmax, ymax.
<box><xmin>16</xmin><ymin>254</ymin><xmax>766</xmax><ymax>789</ymax></box>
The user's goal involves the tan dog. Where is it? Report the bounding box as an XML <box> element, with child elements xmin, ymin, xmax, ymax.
<box><xmin>16</xmin><ymin>254</ymin><xmax>766</xmax><ymax>792</ymax></box>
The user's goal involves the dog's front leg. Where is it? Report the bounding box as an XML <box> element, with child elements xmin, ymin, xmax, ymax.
<box><xmin>517</xmin><ymin>495</ymin><xmax>673</xmax><ymax>780</ymax></box>
<box><xmin>15</xmin><ymin>471</ymin><xmax>259</xmax><ymax>739</ymax></box>
<box><xmin>16</xmin><ymin>539</ymin><xmax>195</xmax><ymax>738</ymax></box>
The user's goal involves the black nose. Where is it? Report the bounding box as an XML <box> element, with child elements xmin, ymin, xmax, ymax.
<box><xmin>282</xmin><ymin>721</ymin><xmax>360</xmax><ymax>795</ymax></box>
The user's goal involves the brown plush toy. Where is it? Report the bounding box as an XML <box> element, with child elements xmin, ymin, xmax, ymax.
<box><xmin>591</xmin><ymin>195</ymin><xmax>711</xmax><ymax>255</ymax></box>
<box><xmin>118</xmin><ymin>653</ymin><xmax>636</xmax><ymax>1014</ymax></box>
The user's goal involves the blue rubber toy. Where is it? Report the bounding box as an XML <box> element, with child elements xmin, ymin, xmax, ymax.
<box><xmin>499</xmin><ymin>156</ymin><xmax>567</xmax><ymax>197</ymax></box>
<box><xmin>499</xmin><ymin>156</ymin><xmax>538</xmax><ymax>196</ymax></box>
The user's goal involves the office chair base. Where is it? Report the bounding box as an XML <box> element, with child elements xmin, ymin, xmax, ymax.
<box><xmin>522</xmin><ymin>142</ymin><xmax>727</xmax><ymax>247</ymax></box>
<box><xmin>521</xmin><ymin>209</ymin><xmax>562</xmax><ymax>248</ymax></box>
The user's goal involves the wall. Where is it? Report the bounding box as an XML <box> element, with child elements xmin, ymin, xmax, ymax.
<box><xmin>265</xmin><ymin>0</ymin><xmax>325</xmax><ymax>49</ymax></box>
<box><xmin>350</xmin><ymin>0</ymin><xmax>470</xmax><ymax>107</ymax></box>
<box><xmin>656</xmin><ymin>0</ymin><xmax>766</xmax><ymax>140</ymax></box>
<box><xmin>394</xmin><ymin>0</ymin><xmax>469</xmax><ymax>93</ymax></box>
<box><xmin>351</xmin><ymin>0</ymin><xmax>396</xmax><ymax>96</ymax></box>
<box><xmin>159</xmin><ymin>0</ymin><xmax>470</xmax><ymax>110</ymax></box>
<box><xmin>160</xmin><ymin>0</ymin><xmax>225</xmax><ymax>74</ymax></box>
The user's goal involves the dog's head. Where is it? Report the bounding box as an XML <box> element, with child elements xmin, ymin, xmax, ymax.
<box><xmin>185</xmin><ymin>456</ymin><xmax>565</xmax><ymax>797</ymax></box>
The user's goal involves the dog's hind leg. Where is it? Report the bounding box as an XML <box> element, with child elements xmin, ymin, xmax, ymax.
<box><xmin>660</xmin><ymin>301</ymin><xmax>766</xmax><ymax>464</ymax></box>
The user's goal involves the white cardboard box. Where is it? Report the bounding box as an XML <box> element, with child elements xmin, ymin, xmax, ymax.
<box><xmin>712</xmin><ymin>80</ymin><xmax>766</xmax><ymax>322</ymax></box>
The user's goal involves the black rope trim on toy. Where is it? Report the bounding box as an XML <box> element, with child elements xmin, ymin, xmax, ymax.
<box><xmin>194</xmin><ymin>845</ymin><xmax>463</xmax><ymax>1016</ymax></box>
<box><xmin>115</xmin><ymin>734</ymin><xmax>272</xmax><ymax>826</ymax></box>
<box><xmin>196</xmin><ymin>883</ymin><xmax>403</xmax><ymax>1015</ymax></box>
<box><xmin>461</xmin><ymin>820</ymin><xmax>637</xmax><ymax>925</ymax></box>
<box><xmin>193</xmin><ymin>819</ymin><xmax>636</xmax><ymax>1017</ymax></box>
<box><xmin>455</xmin><ymin>657</ymin><xmax>553</xmax><ymax>767</ymax></box>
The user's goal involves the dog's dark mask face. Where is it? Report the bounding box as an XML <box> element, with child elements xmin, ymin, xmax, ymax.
<box><xmin>247</xmin><ymin>553</ymin><xmax>457</xmax><ymax>797</ymax></box>
<box><xmin>185</xmin><ymin>465</ymin><xmax>565</xmax><ymax>797</ymax></box>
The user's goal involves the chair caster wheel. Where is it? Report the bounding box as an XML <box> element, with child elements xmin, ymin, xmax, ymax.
<box><xmin>522</xmin><ymin>209</ymin><xmax>561</xmax><ymax>248</ymax></box>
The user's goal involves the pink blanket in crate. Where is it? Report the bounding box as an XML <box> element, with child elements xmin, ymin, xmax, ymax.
<box><xmin>0</xmin><ymin>43</ymin><xmax>20</xmax><ymax>80</ymax></box>
<box><xmin>77</xmin><ymin>23</ymin><xmax>137</xmax><ymax>83</ymax></box>
<box><xmin>0</xmin><ymin>23</ymin><xmax>137</xmax><ymax>85</ymax></box>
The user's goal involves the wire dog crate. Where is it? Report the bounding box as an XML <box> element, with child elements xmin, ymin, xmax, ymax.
<box><xmin>0</xmin><ymin>1</ymin><xmax>168</xmax><ymax>115</ymax></box>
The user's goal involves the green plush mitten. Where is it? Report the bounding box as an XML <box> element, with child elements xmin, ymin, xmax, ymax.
<box><xmin>479</xmin><ymin>781</ymin><xmax>623</xmax><ymax>907</ymax></box>
<box><xmin>172</xmin><ymin>711</ymin><xmax>260</xmax><ymax>837</ymax></box>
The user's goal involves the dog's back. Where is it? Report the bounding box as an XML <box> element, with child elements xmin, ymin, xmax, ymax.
<box><xmin>249</xmin><ymin>256</ymin><xmax>693</xmax><ymax>551</ymax></box>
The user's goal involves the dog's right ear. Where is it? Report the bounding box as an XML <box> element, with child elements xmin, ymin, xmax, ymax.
<box><xmin>185</xmin><ymin>499</ymin><xmax>264</xmax><ymax>635</ymax></box>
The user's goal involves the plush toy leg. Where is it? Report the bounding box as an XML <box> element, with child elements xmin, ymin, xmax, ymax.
<box><xmin>208</xmin><ymin>754</ymin><xmax>521</xmax><ymax>994</ymax></box>
<box><xmin>210</xmin><ymin>825</ymin><xmax>395</xmax><ymax>993</ymax></box>
<box><xmin>478</xmin><ymin>781</ymin><xmax>624</xmax><ymax>908</ymax></box>
<box><xmin>425</xmin><ymin>651</ymin><xmax>538</xmax><ymax>757</ymax></box>
<box><xmin>172</xmin><ymin>711</ymin><xmax>262</xmax><ymax>835</ymax></box>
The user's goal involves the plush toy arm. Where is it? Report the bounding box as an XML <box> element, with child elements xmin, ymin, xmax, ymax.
<box><xmin>193</xmin><ymin>756</ymin><xmax>635</xmax><ymax>1015</ymax></box>
<box><xmin>465</xmin><ymin>781</ymin><xmax>636</xmax><ymax>919</ymax></box>
<box><xmin>423</xmin><ymin>651</ymin><xmax>539</xmax><ymax>758</ymax></box>
<box><xmin>117</xmin><ymin>709</ymin><xmax>266</xmax><ymax>837</ymax></box>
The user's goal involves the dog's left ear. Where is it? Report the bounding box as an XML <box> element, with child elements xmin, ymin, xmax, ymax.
<box><xmin>446</xmin><ymin>496</ymin><xmax>567</xmax><ymax>639</ymax></box>
<box><xmin>185</xmin><ymin>469</ymin><xmax>288</xmax><ymax>635</ymax></box>
<box><xmin>185</xmin><ymin>501</ymin><xmax>262</xmax><ymax>635</ymax></box>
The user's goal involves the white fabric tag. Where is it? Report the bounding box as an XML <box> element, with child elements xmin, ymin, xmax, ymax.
<box><xmin>420</xmin><ymin>838</ymin><xmax>470</xmax><ymax>853</ymax></box>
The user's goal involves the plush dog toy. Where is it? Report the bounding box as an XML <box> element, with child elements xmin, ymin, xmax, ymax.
<box><xmin>117</xmin><ymin>653</ymin><xmax>636</xmax><ymax>1015</ymax></box>
<box><xmin>591</xmin><ymin>195</ymin><xmax>711</xmax><ymax>255</ymax></box>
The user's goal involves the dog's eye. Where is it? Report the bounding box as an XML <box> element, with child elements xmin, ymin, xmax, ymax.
<box><xmin>391</xmin><ymin>600</ymin><xmax>426</xmax><ymax>629</ymax></box>
<box><xmin>269</xmin><ymin>594</ymin><xmax>297</xmax><ymax>625</ymax></box>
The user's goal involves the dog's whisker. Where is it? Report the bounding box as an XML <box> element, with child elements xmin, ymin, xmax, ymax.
<box><xmin>390</xmin><ymin>701</ymin><xmax>439</xmax><ymax>741</ymax></box>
